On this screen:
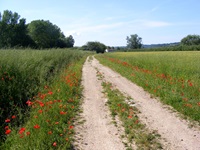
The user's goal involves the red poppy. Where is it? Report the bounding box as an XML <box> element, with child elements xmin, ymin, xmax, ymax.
<box><xmin>52</xmin><ymin>142</ymin><xmax>57</xmax><ymax>147</ymax></box>
<box><xmin>26</xmin><ymin>100</ymin><xmax>33</xmax><ymax>106</ymax></box>
<box><xmin>60</xmin><ymin>111</ymin><xmax>66</xmax><ymax>115</ymax></box>
<box><xmin>5</xmin><ymin>126</ymin><xmax>9</xmax><ymax>130</ymax></box>
<box><xmin>48</xmin><ymin>91</ymin><xmax>53</xmax><ymax>95</ymax></box>
<box><xmin>34</xmin><ymin>124</ymin><xmax>40</xmax><ymax>129</ymax></box>
<box><xmin>11</xmin><ymin>115</ymin><xmax>16</xmax><ymax>119</ymax></box>
<box><xmin>38</xmin><ymin>110</ymin><xmax>43</xmax><ymax>114</ymax></box>
<box><xmin>5</xmin><ymin>119</ymin><xmax>10</xmax><ymax>123</ymax></box>
<box><xmin>5</xmin><ymin>129</ymin><xmax>11</xmax><ymax>135</ymax></box>
<box><xmin>48</xmin><ymin>131</ymin><xmax>52</xmax><ymax>134</ymax></box>
<box><xmin>19</xmin><ymin>127</ymin><xmax>26</xmax><ymax>134</ymax></box>
<box><xmin>69</xmin><ymin>125</ymin><xmax>74</xmax><ymax>129</ymax></box>
<box><xmin>135</xmin><ymin>120</ymin><xmax>139</xmax><ymax>124</ymax></box>
<box><xmin>128</xmin><ymin>115</ymin><xmax>132</xmax><ymax>119</ymax></box>
<box><xmin>37</xmin><ymin>101</ymin><xmax>45</xmax><ymax>107</ymax></box>
<box><xmin>26</xmin><ymin>132</ymin><xmax>30</xmax><ymax>136</ymax></box>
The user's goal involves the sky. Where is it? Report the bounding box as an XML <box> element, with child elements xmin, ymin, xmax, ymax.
<box><xmin>0</xmin><ymin>0</ymin><xmax>200</xmax><ymax>46</ymax></box>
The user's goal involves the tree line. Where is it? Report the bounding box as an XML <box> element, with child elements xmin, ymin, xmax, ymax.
<box><xmin>0</xmin><ymin>10</ymin><xmax>75</xmax><ymax>49</ymax></box>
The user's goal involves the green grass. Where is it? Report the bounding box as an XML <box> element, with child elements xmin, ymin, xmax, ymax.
<box><xmin>0</xmin><ymin>48</ymin><xmax>89</xmax><ymax>149</ymax></box>
<box><xmin>96</xmin><ymin>51</ymin><xmax>200</xmax><ymax>123</ymax></box>
<box><xmin>95</xmin><ymin>68</ymin><xmax>162</xmax><ymax>149</ymax></box>
<box><xmin>102</xmin><ymin>81</ymin><xmax>162</xmax><ymax>150</ymax></box>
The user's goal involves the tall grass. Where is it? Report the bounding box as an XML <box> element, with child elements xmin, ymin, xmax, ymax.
<box><xmin>96</xmin><ymin>51</ymin><xmax>200</xmax><ymax>123</ymax></box>
<box><xmin>0</xmin><ymin>49</ymin><xmax>87</xmax><ymax>146</ymax></box>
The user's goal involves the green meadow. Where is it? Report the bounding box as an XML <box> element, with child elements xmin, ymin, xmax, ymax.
<box><xmin>96</xmin><ymin>51</ymin><xmax>200</xmax><ymax>123</ymax></box>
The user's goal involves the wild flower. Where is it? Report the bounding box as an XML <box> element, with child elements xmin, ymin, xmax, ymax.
<box><xmin>69</xmin><ymin>125</ymin><xmax>74</xmax><ymax>129</ymax></box>
<box><xmin>11</xmin><ymin>115</ymin><xmax>16</xmax><ymax>119</ymax></box>
<box><xmin>5</xmin><ymin>129</ymin><xmax>11</xmax><ymax>135</ymax></box>
<box><xmin>34</xmin><ymin>124</ymin><xmax>40</xmax><ymax>129</ymax></box>
<box><xmin>60</xmin><ymin>111</ymin><xmax>66</xmax><ymax>115</ymax></box>
<box><xmin>19</xmin><ymin>127</ymin><xmax>26</xmax><ymax>134</ymax></box>
<box><xmin>26</xmin><ymin>132</ymin><xmax>30</xmax><ymax>136</ymax></box>
<box><xmin>52</xmin><ymin>142</ymin><xmax>57</xmax><ymax>147</ymax></box>
<box><xmin>55</xmin><ymin>122</ymin><xmax>59</xmax><ymax>125</ymax></box>
<box><xmin>5</xmin><ymin>119</ymin><xmax>10</xmax><ymax>123</ymax></box>
<box><xmin>26</xmin><ymin>100</ymin><xmax>33</xmax><ymax>106</ymax></box>
<box><xmin>48</xmin><ymin>91</ymin><xmax>53</xmax><ymax>95</ymax></box>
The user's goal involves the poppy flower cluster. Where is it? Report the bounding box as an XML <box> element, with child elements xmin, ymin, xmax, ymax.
<box><xmin>99</xmin><ymin>55</ymin><xmax>200</xmax><ymax>123</ymax></box>
<box><xmin>3</xmin><ymin>67</ymin><xmax>82</xmax><ymax>149</ymax></box>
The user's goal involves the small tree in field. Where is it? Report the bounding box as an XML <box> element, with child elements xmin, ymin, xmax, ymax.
<box><xmin>126</xmin><ymin>34</ymin><xmax>142</xmax><ymax>49</ymax></box>
<box><xmin>84</xmin><ymin>41</ymin><xmax>106</xmax><ymax>53</ymax></box>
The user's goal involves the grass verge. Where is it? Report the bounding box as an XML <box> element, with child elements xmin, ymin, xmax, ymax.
<box><xmin>96</xmin><ymin>52</ymin><xmax>200</xmax><ymax>124</ymax></box>
<box><xmin>96</xmin><ymin>69</ymin><xmax>162</xmax><ymax>150</ymax></box>
<box><xmin>0</xmin><ymin>51</ymin><xmax>87</xmax><ymax>149</ymax></box>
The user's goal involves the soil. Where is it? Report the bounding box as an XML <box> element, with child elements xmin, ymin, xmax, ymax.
<box><xmin>74</xmin><ymin>56</ymin><xmax>200</xmax><ymax>150</ymax></box>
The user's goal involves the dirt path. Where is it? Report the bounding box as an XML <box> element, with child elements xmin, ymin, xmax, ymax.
<box><xmin>74</xmin><ymin>57</ymin><xmax>126</xmax><ymax>150</ymax></box>
<box><xmin>74</xmin><ymin>56</ymin><xmax>200</xmax><ymax>150</ymax></box>
<box><xmin>92</xmin><ymin>56</ymin><xmax>200</xmax><ymax>150</ymax></box>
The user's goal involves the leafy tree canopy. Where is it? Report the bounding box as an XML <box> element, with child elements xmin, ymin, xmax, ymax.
<box><xmin>181</xmin><ymin>34</ymin><xmax>200</xmax><ymax>45</ymax></box>
<box><xmin>28</xmin><ymin>20</ymin><xmax>62</xmax><ymax>48</ymax></box>
<box><xmin>0</xmin><ymin>10</ymin><xmax>34</xmax><ymax>48</ymax></box>
<box><xmin>126</xmin><ymin>34</ymin><xmax>142</xmax><ymax>49</ymax></box>
<box><xmin>83</xmin><ymin>41</ymin><xmax>106</xmax><ymax>53</ymax></box>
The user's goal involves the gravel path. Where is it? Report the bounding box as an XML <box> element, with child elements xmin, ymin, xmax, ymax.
<box><xmin>74</xmin><ymin>57</ymin><xmax>126</xmax><ymax>150</ymax></box>
<box><xmin>74</xmin><ymin>56</ymin><xmax>200</xmax><ymax>150</ymax></box>
<box><xmin>93</xmin><ymin>56</ymin><xmax>200</xmax><ymax>150</ymax></box>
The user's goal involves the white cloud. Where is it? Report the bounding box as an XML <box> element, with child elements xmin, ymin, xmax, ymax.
<box><xmin>151</xmin><ymin>6</ymin><xmax>159</xmax><ymax>12</ymax></box>
<box><xmin>143</xmin><ymin>20</ymin><xmax>171</xmax><ymax>27</ymax></box>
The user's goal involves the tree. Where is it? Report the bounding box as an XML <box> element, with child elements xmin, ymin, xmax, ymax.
<box><xmin>126</xmin><ymin>34</ymin><xmax>142</xmax><ymax>49</ymax></box>
<box><xmin>181</xmin><ymin>34</ymin><xmax>200</xmax><ymax>45</ymax></box>
<box><xmin>28</xmin><ymin>20</ymin><xmax>61</xmax><ymax>48</ymax></box>
<box><xmin>0</xmin><ymin>10</ymin><xmax>33</xmax><ymax>48</ymax></box>
<box><xmin>83</xmin><ymin>41</ymin><xmax>106</xmax><ymax>53</ymax></box>
<box><xmin>65</xmin><ymin>35</ymin><xmax>75</xmax><ymax>48</ymax></box>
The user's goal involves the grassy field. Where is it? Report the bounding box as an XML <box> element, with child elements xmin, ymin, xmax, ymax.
<box><xmin>96</xmin><ymin>51</ymin><xmax>200</xmax><ymax>123</ymax></box>
<box><xmin>0</xmin><ymin>49</ymin><xmax>88</xmax><ymax>149</ymax></box>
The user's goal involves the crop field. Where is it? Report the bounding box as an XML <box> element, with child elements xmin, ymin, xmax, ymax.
<box><xmin>96</xmin><ymin>51</ymin><xmax>200</xmax><ymax>123</ymax></box>
<box><xmin>1</xmin><ymin>49</ymin><xmax>199</xmax><ymax>149</ymax></box>
<box><xmin>0</xmin><ymin>49</ymin><xmax>88</xmax><ymax>149</ymax></box>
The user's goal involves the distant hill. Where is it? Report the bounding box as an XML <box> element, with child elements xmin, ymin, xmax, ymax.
<box><xmin>142</xmin><ymin>42</ymin><xmax>180</xmax><ymax>48</ymax></box>
<box><xmin>113</xmin><ymin>42</ymin><xmax>180</xmax><ymax>49</ymax></box>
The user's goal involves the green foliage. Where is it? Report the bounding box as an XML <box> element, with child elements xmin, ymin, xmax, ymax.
<box><xmin>0</xmin><ymin>10</ymin><xmax>75</xmax><ymax>49</ymax></box>
<box><xmin>28</xmin><ymin>20</ymin><xmax>61</xmax><ymax>48</ymax></box>
<box><xmin>0</xmin><ymin>49</ymin><xmax>87</xmax><ymax>144</ymax></box>
<box><xmin>0</xmin><ymin>54</ymin><xmax>87</xmax><ymax>149</ymax></box>
<box><xmin>82</xmin><ymin>41</ymin><xmax>106</xmax><ymax>53</ymax></box>
<box><xmin>0</xmin><ymin>10</ymin><xmax>34</xmax><ymax>48</ymax></box>
<box><xmin>65</xmin><ymin>35</ymin><xmax>75</xmax><ymax>48</ymax></box>
<box><xmin>102</xmin><ymin>81</ymin><xmax>162</xmax><ymax>149</ymax></box>
<box><xmin>181</xmin><ymin>34</ymin><xmax>200</xmax><ymax>45</ymax></box>
<box><xmin>96</xmin><ymin>52</ymin><xmax>200</xmax><ymax>123</ymax></box>
<box><xmin>126</xmin><ymin>34</ymin><xmax>142</xmax><ymax>49</ymax></box>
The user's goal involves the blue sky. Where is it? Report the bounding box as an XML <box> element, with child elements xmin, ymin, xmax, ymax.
<box><xmin>1</xmin><ymin>0</ymin><xmax>200</xmax><ymax>46</ymax></box>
